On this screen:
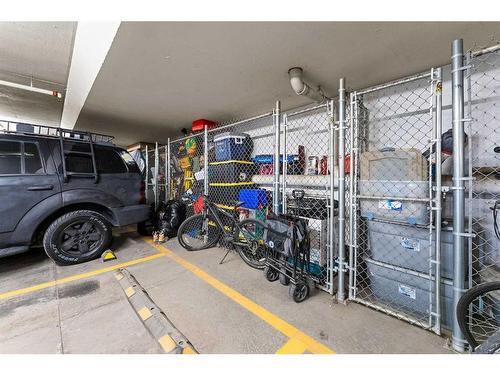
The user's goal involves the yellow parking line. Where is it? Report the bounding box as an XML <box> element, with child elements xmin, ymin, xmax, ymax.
<box><xmin>275</xmin><ymin>338</ymin><xmax>308</xmax><ymax>354</ymax></box>
<box><xmin>145</xmin><ymin>238</ymin><xmax>335</xmax><ymax>354</ymax></box>
<box><xmin>0</xmin><ymin>253</ymin><xmax>165</xmax><ymax>301</ymax></box>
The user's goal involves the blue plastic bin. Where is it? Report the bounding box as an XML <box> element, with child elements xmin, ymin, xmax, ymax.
<box><xmin>239</xmin><ymin>188</ymin><xmax>268</xmax><ymax>209</ymax></box>
<box><xmin>214</xmin><ymin>132</ymin><xmax>252</xmax><ymax>161</ymax></box>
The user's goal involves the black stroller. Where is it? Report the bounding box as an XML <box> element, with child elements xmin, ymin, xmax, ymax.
<box><xmin>262</xmin><ymin>190</ymin><xmax>314</xmax><ymax>303</ymax></box>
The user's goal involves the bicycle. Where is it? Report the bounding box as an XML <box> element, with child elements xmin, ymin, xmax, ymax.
<box><xmin>177</xmin><ymin>194</ymin><xmax>268</xmax><ymax>269</ymax></box>
<box><xmin>457</xmin><ymin>279</ymin><xmax>500</xmax><ymax>354</ymax></box>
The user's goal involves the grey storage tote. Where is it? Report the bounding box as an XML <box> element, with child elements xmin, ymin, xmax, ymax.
<box><xmin>367</xmin><ymin>221</ymin><xmax>455</xmax><ymax>279</ymax></box>
<box><xmin>365</xmin><ymin>258</ymin><xmax>454</xmax><ymax>328</ymax></box>
<box><xmin>359</xmin><ymin>180</ymin><xmax>430</xmax><ymax>225</ymax></box>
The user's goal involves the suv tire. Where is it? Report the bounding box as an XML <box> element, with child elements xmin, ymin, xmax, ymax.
<box><xmin>43</xmin><ymin>210</ymin><xmax>112</xmax><ymax>265</ymax></box>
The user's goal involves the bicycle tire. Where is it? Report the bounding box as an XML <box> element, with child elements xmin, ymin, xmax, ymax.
<box><xmin>475</xmin><ymin>329</ymin><xmax>500</xmax><ymax>354</ymax></box>
<box><xmin>236</xmin><ymin>219</ymin><xmax>268</xmax><ymax>269</ymax></box>
<box><xmin>457</xmin><ymin>281</ymin><xmax>500</xmax><ymax>351</ymax></box>
<box><xmin>177</xmin><ymin>214</ymin><xmax>222</xmax><ymax>251</ymax></box>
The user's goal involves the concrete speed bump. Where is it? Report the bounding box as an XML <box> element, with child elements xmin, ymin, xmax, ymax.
<box><xmin>115</xmin><ymin>268</ymin><xmax>198</xmax><ymax>354</ymax></box>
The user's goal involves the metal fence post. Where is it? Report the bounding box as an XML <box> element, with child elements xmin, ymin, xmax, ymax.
<box><xmin>154</xmin><ymin>142</ymin><xmax>159</xmax><ymax>210</ymax></box>
<box><xmin>204</xmin><ymin>125</ymin><xmax>209</xmax><ymax>196</ymax></box>
<box><xmin>281</xmin><ymin>113</ymin><xmax>288</xmax><ymax>213</ymax></box>
<box><xmin>327</xmin><ymin>100</ymin><xmax>336</xmax><ymax>296</ymax></box>
<box><xmin>166</xmin><ymin>138</ymin><xmax>171</xmax><ymax>202</ymax></box>
<box><xmin>273</xmin><ymin>100</ymin><xmax>281</xmax><ymax>214</ymax></box>
<box><xmin>337</xmin><ymin>78</ymin><xmax>347</xmax><ymax>303</ymax></box>
<box><xmin>451</xmin><ymin>38</ymin><xmax>466</xmax><ymax>352</ymax></box>
<box><xmin>433</xmin><ymin>67</ymin><xmax>443</xmax><ymax>335</ymax></box>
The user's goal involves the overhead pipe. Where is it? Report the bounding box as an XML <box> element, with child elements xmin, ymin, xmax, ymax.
<box><xmin>288</xmin><ymin>67</ymin><xmax>327</xmax><ymax>103</ymax></box>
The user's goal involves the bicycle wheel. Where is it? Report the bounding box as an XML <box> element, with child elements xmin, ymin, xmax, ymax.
<box><xmin>177</xmin><ymin>214</ymin><xmax>222</xmax><ymax>251</ymax></box>
<box><xmin>236</xmin><ymin>219</ymin><xmax>268</xmax><ymax>269</ymax></box>
<box><xmin>457</xmin><ymin>281</ymin><xmax>500</xmax><ymax>352</ymax></box>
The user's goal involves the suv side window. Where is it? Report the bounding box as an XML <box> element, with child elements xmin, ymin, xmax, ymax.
<box><xmin>0</xmin><ymin>140</ymin><xmax>21</xmax><ymax>174</ymax></box>
<box><xmin>64</xmin><ymin>143</ymin><xmax>129</xmax><ymax>174</ymax></box>
<box><xmin>95</xmin><ymin>147</ymin><xmax>128</xmax><ymax>174</ymax></box>
<box><xmin>24</xmin><ymin>142</ymin><xmax>44</xmax><ymax>174</ymax></box>
<box><xmin>0</xmin><ymin>140</ymin><xmax>44</xmax><ymax>175</ymax></box>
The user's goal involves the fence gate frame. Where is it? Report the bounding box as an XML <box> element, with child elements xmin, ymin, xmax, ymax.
<box><xmin>347</xmin><ymin>68</ymin><xmax>443</xmax><ymax>333</ymax></box>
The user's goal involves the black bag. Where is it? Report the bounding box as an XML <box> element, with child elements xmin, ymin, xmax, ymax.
<box><xmin>264</xmin><ymin>214</ymin><xmax>309</xmax><ymax>257</ymax></box>
<box><xmin>156</xmin><ymin>200</ymin><xmax>186</xmax><ymax>238</ymax></box>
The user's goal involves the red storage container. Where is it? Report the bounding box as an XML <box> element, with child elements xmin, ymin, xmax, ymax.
<box><xmin>192</xmin><ymin>119</ymin><xmax>217</xmax><ymax>133</ymax></box>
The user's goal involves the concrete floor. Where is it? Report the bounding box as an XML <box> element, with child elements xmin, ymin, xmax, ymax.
<box><xmin>0</xmin><ymin>229</ymin><xmax>451</xmax><ymax>354</ymax></box>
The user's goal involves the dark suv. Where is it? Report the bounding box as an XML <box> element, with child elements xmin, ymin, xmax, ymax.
<box><xmin>0</xmin><ymin>122</ymin><xmax>150</xmax><ymax>265</ymax></box>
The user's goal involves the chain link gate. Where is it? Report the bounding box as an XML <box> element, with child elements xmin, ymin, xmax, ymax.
<box><xmin>281</xmin><ymin>103</ymin><xmax>338</xmax><ymax>294</ymax></box>
<box><xmin>460</xmin><ymin>45</ymin><xmax>500</xmax><ymax>350</ymax></box>
<box><xmin>347</xmin><ymin>70</ymin><xmax>443</xmax><ymax>331</ymax></box>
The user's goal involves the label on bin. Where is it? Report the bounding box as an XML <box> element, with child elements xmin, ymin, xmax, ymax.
<box><xmin>400</xmin><ymin>237</ymin><xmax>420</xmax><ymax>252</ymax></box>
<box><xmin>378</xmin><ymin>199</ymin><xmax>402</xmax><ymax>211</ymax></box>
<box><xmin>398</xmin><ymin>284</ymin><xmax>416</xmax><ymax>300</ymax></box>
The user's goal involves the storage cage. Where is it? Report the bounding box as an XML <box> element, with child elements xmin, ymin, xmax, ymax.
<box><xmin>147</xmin><ymin>104</ymin><xmax>340</xmax><ymax>295</ymax></box>
<box><xmin>141</xmin><ymin>39</ymin><xmax>500</xmax><ymax>350</ymax></box>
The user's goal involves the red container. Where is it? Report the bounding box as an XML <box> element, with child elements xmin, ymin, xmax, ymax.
<box><xmin>259</xmin><ymin>164</ymin><xmax>274</xmax><ymax>175</ymax></box>
<box><xmin>193</xmin><ymin>196</ymin><xmax>204</xmax><ymax>214</ymax></box>
<box><xmin>192</xmin><ymin>119</ymin><xmax>217</xmax><ymax>133</ymax></box>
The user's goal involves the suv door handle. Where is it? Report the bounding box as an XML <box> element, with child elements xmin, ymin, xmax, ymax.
<box><xmin>27</xmin><ymin>184</ymin><xmax>54</xmax><ymax>191</ymax></box>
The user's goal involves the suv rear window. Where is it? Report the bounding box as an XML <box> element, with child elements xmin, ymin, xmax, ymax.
<box><xmin>0</xmin><ymin>140</ymin><xmax>43</xmax><ymax>175</ymax></box>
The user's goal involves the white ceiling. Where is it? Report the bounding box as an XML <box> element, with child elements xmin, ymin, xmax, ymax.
<box><xmin>0</xmin><ymin>22</ymin><xmax>76</xmax><ymax>125</ymax></box>
<box><xmin>0</xmin><ymin>22</ymin><xmax>499</xmax><ymax>145</ymax></box>
<box><xmin>75</xmin><ymin>22</ymin><xmax>500</xmax><ymax>146</ymax></box>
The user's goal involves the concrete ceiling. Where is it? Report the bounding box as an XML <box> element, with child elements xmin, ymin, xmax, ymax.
<box><xmin>0</xmin><ymin>22</ymin><xmax>76</xmax><ymax>126</ymax></box>
<box><xmin>74</xmin><ymin>22</ymin><xmax>500</xmax><ymax>146</ymax></box>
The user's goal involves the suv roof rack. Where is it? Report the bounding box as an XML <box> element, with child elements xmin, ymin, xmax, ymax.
<box><xmin>0</xmin><ymin>120</ymin><xmax>114</xmax><ymax>145</ymax></box>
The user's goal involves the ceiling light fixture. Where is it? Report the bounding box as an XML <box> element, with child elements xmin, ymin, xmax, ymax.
<box><xmin>0</xmin><ymin>79</ymin><xmax>63</xmax><ymax>99</ymax></box>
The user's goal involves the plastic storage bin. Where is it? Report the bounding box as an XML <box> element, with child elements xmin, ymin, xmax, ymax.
<box><xmin>209</xmin><ymin>160</ymin><xmax>256</xmax><ymax>183</ymax></box>
<box><xmin>365</xmin><ymin>258</ymin><xmax>454</xmax><ymax>328</ymax></box>
<box><xmin>360</xmin><ymin>148</ymin><xmax>428</xmax><ymax>181</ymax></box>
<box><xmin>209</xmin><ymin>182</ymin><xmax>256</xmax><ymax>204</ymax></box>
<box><xmin>214</xmin><ymin>132</ymin><xmax>252</xmax><ymax>161</ymax></box>
<box><xmin>239</xmin><ymin>188</ymin><xmax>268</xmax><ymax>209</ymax></box>
<box><xmin>366</xmin><ymin>221</ymin><xmax>459</xmax><ymax>279</ymax></box>
<box><xmin>359</xmin><ymin>180</ymin><xmax>430</xmax><ymax>225</ymax></box>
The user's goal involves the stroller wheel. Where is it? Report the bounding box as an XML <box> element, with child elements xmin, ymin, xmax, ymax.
<box><xmin>279</xmin><ymin>273</ymin><xmax>290</xmax><ymax>286</ymax></box>
<box><xmin>264</xmin><ymin>266</ymin><xmax>279</xmax><ymax>282</ymax></box>
<box><xmin>289</xmin><ymin>281</ymin><xmax>309</xmax><ymax>303</ymax></box>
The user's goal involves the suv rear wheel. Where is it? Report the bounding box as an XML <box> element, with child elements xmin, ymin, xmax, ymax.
<box><xmin>43</xmin><ymin>210</ymin><xmax>112</xmax><ymax>265</ymax></box>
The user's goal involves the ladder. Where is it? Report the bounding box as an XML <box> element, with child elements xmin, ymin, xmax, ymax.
<box><xmin>58</xmin><ymin>130</ymin><xmax>99</xmax><ymax>183</ymax></box>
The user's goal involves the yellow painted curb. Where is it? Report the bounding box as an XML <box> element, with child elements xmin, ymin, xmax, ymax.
<box><xmin>158</xmin><ymin>335</ymin><xmax>177</xmax><ymax>352</ymax></box>
<box><xmin>125</xmin><ymin>287</ymin><xmax>136</xmax><ymax>298</ymax></box>
<box><xmin>137</xmin><ymin>307</ymin><xmax>153</xmax><ymax>321</ymax></box>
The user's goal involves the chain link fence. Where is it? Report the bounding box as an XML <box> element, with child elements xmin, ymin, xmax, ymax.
<box><xmin>281</xmin><ymin>104</ymin><xmax>337</xmax><ymax>293</ymax></box>
<box><xmin>140</xmin><ymin>42</ymin><xmax>500</xmax><ymax>341</ymax></box>
<box><xmin>144</xmin><ymin>106</ymin><xmax>339</xmax><ymax>294</ymax></box>
<box><xmin>347</xmin><ymin>71</ymin><xmax>443</xmax><ymax>330</ymax></box>
<box><xmin>463</xmin><ymin>47</ymin><xmax>500</xmax><ymax>347</ymax></box>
